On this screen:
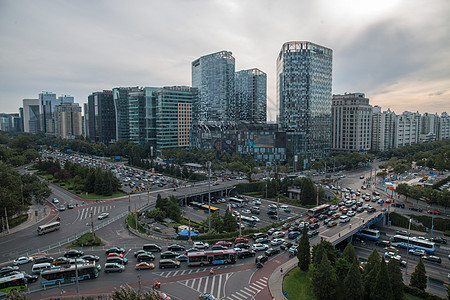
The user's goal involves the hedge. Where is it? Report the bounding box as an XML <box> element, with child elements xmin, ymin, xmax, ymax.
<box><xmin>409</xmin><ymin>215</ymin><xmax>450</xmax><ymax>232</ymax></box>
<box><xmin>403</xmin><ymin>285</ymin><xmax>445</xmax><ymax>300</ymax></box>
<box><xmin>389</xmin><ymin>212</ymin><xmax>426</xmax><ymax>232</ymax></box>
<box><xmin>9</xmin><ymin>214</ymin><xmax>28</xmax><ymax>228</ymax></box>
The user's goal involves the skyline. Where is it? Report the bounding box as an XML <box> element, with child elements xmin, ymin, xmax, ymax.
<box><xmin>1</xmin><ymin>0</ymin><xmax>449</xmax><ymax>119</ymax></box>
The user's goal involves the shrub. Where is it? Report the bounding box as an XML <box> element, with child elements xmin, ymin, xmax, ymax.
<box><xmin>9</xmin><ymin>214</ymin><xmax>28</xmax><ymax>228</ymax></box>
<box><xmin>69</xmin><ymin>232</ymin><xmax>103</xmax><ymax>247</ymax></box>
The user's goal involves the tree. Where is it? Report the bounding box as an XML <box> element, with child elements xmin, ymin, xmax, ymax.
<box><xmin>372</xmin><ymin>259</ymin><xmax>394</xmax><ymax>300</ymax></box>
<box><xmin>387</xmin><ymin>259</ymin><xmax>404</xmax><ymax>300</ymax></box>
<box><xmin>343</xmin><ymin>259</ymin><xmax>363</xmax><ymax>300</ymax></box>
<box><xmin>300</xmin><ymin>177</ymin><xmax>316</xmax><ymax>205</ymax></box>
<box><xmin>297</xmin><ymin>225</ymin><xmax>310</xmax><ymax>271</ymax></box>
<box><xmin>210</xmin><ymin>211</ymin><xmax>223</xmax><ymax>232</ymax></box>
<box><xmin>111</xmin><ymin>284</ymin><xmax>162</xmax><ymax>300</ymax></box>
<box><xmin>363</xmin><ymin>249</ymin><xmax>380</xmax><ymax>300</ymax></box>
<box><xmin>410</xmin><ymin>257</ymin><xmax>427</xmax><ymax>291</ymax></box>
<box><xmin>341</xmin><ymin>243</ymin><xmax>357</xmax><ymax>264</ymax></box>
<box><xmin>311</xmin><ymin>254</ymin><xmax>337</xmax><ymax>300</ymax></box>
<box><xmin>312</xmin><ymin>241</ymin><xmax>338</xmax><ymax>267</ymax></box>
<box><xmin>222</xmin><ymin>207</ymin><xmax>237</xmax><ymax>232</ymax></box>
<box><xmin>7</xmin><ymin>289</ymin><xmax>30</xmax><ymax>300</ymax></box>
<box><xmin>165</xmin><ymin>196</ymin><xmax>181</xmax><ymax>222</ymax></box>
<box><xmin>155</xmin><ymin>194</ymin><xmax>164</xmax><ymax>210</ymax></box>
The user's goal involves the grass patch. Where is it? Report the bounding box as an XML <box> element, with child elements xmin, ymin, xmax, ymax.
<box><xmin>404</xmin><ymin>294</ymin><xmax>428</xmax><ymax>300</ymax></box>
<box><xmin>9</xmin><ymin>214</ymin><xmax>28</xmax><ymax>228</ymax></box>
<box><xmin>283</xmin><ymin>266</ymin><xmax>316</xmax><ymax>300</ymax></box>
<box><xmin>78</xmin><ymin>191</ymin><xmax>127</xmax><ymax>200</ymax></box>
<box><xmin>68</xmin><ymin>232</ymin><xmax>104</xmax><ymax>247</ymax></box>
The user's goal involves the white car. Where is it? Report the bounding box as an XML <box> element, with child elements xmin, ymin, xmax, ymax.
<box><xmin>280</xmin><ymin>205</ymin><xmax>289</xmax><ymax>210</ymax></box>
<box><xmin>252</xmin><ymin>243</ymin><xmax>269</xmax><ymax>251</ymax></box>
<box><xmin>408</xmin><ymin>249</ymin><xmax>425</xmax><ymax>256</ymax></box>
<box><xmin>268</xmin><ymin>204</ymin><xmax>277</xmax><ymax>209</ymax></box>
<box><xmin>270</xmin><ymin>238</ymin><xmax>284</xmax><ymax>246</ymax></box>
<box><xmin>193</xmin><ymin>241</ymin><xmax>209</xmax><ymax>250</ymax></box>
<box><xmin>52</xmin><ymin>198</ymin><xmax>59</xmax><ymax>204</ymax></box>
<box><xmin>13</xmin><ymin>256</ymin><xmax>33</xmax><ymax>265</ymax></box>
<box><xmin>272</xmin><ymin>231</ymin><xmax>285</xmax><ymax>238</ymax></box>
<box><xmin>98</xmin><ymin>213</ymin><xmax>109</xmax><ymax>220</ymax></box>
<box><xmin>241</xmin><ymin>209</ymin><xmax>251</xmax><ymax>214</ymax></box>
<box><xmin>347</xmin><ymin>211</ymin><xmax>356</xmax><ymax>217</ymax></box>
<box><xmin>251</xmin><ymin>216</ymin><xmax>260</xmax><ymax>222</ymax></box>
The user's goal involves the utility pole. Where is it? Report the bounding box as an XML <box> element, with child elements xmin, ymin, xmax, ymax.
<box><xmin>207</xmin><ymin>161</ymin><xmax>211</xmax><ymax>232</ymax></box>
<box><xmin>75</xmin><ymin>258</ymin><xmax>80</xmax><ymax>300</ymax></box>
<box><xmin>239</xmin><ymin>211</ymin><xmax>242</xmax><ymax>237</ymax></box>
<box><xmin>147</xmin><ymin>190</ymin><xmax>150</xmax><ymax>205</ymax></box>
<box><xmin>21</xmin><ymin>184</ymin><xmax>24</xmax><ymax>206</ymax></box>
<box><xmin>137</xmin><ymin>274</ymin><xmax>141</xmax><ymax>295</ymax></box>
<box><xmin>91</xmin><ymin>210</ymin><xmax>95</xmax><ymax>240</ymax></box>
<box><xmin>4</xmin><ymin>207</ymin><xmax>9</xmax><ymax>233</ymax></box>
<box><xmin>128</xmin><ymin>194</ymin><xmax>131</xmax><ymax>216</ymax></box>
<box><xmin>135</xmin><ymin>203</ymin><xmax>138</xmax><ymax>231</ymax></box>
<box><xmin>277</xmin><ymin>197</ymin><xmax>280</xmax><ymax>222</ymax></box>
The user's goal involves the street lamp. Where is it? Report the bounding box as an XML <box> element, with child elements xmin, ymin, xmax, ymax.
<box><xmin>207</xmin><ymin>161</ymin><xmax>211</xmax><ymax>232</ymax></box>
<box><xmin>405</xmin><ymin>218</ymin><xmax>412</xmax><ymax>275</ymax></box>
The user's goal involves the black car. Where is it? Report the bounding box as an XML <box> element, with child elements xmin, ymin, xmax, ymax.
<box><xmin>409</xmin><ymin>207</ymin><xmax>423</xmax><ymax>212</ymax></box>
<box><xmin>137</xmin><ymin>253</ymin><xmax>155</xmax><ymax>262</ymax></box>
<box><xmin>235</xmin><ymin>243</ymin><xmax>251</xmax><ymax>249</ymax></box>
<box><xmin>255</xmin><ymin>255</ymin><xmax>268</xmax><ymax>264</ymax></box>
<box><xmin>211</xmin><ymin>245</ymin><xmax>226</xmax><ymax>250</ymax></box>
<box><xmin>185</xmin><ymin>248</ymin><xmax>199</xmax><ymax>254</ymax></box>
<box><xmin>160</xmin><ymin>251</ymin><xmax>179</xmax><ymax>259</ymax></box>
<box><xmin>269</xmin><ymin>214</ymin><xmax>278</xmax><ymax>220</ymax></box>
<box><xmin>159</xmin><ymin>259</ymin><xmax>180</xmax><ymax>269</ymax></box>
<box><xmin>309</xmin><ymin>223</ymin><xmax>320</xmax><ymax>230</ymax></box>
<box><xmin>307</xmin><ymin>230</ymin><xmax>319</xmax><ymax>238</ymax></box>
<box><xmin>64</xmin><ymin>250</ymin><xmax>84</xmax><ymax>258</ymax></box>
<box><xmin>375</xmin><ymin>240</ymin><xmax>391</xmax><ymax>247</ymax></box>
<box><xmin>34</xmin><ymin>256</ymin><xmax>54</xmax><ymax>264</ymax></box>
<box><xmin>265</xmin><ymin>248</ymin><xmax>280</xmax><ymax>257</ymax></box>
<box><xmin>134</xmin><ymin>250</ymin><xmax>149</xmax><ymax>258</ymax></box>
<box><xmin>81</xmin><ymin>255</ymin><xmax>100</xmax><ymax>262</ymax></box>
<box><xmin>23</xmin><ymin>272</ymin><xmax>39</xmax><ymax>283</ymax></box>
<box><xmin>280</xmin><ymin>241</ymin><xmax>293</xmax><ymax>250</ymax></box>
<box><xmin>167</xmin><ymin>244</ymin><xmax>185</xmax><ymax>252</ymax></box>
<box><xmin>431</xmin><ymin>237</ymin><xmax>447</xmax><ymax>244</ymax></box>
<box><xmin>105</xmin><ymin>247</ymin><xmax>126</xmax><ymax>255</ymax></box>
<box><xmin>255</xmin><ymin>237</ymin><xmax>270</xmax><ymax>244</ymax></box>
<box><xmin>237</xmin><ymin>249</ymin><xmax>256</xmax><ymax>259</ymax></box>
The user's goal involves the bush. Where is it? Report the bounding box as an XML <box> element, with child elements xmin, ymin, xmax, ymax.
<box><xmin>9</xmin><ymin>214</ymin><xmax>28</xmax><ymax>228</ymax></box>
<box><xmin>69</xmin><ymin>232</ymin><xmax>103</xmax><ymax>247</ymax></box>
<box><xmin>403</xmin><ymin>285</ymin><xmax>444</xmax><ymax>300</ymax></box>
<box><xmin>444</xmin><ymin>230</ymin><xmax>450</xmax><ymax>237</ymax></box>
<box><xmin>389</xmin><ymin>212</ymin><xmax>426</xmax><ymax>232</ymax></box>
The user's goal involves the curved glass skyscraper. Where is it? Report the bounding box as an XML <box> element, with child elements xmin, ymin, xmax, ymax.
<box><xmin>276</xmin><ymin>41</ymin><xmax>333</xmax><ymax>160</ymax></box>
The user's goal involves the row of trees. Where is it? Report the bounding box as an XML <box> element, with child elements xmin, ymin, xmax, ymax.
<box><xmin>147</xmin><ymin>195</ymin><xmax>182</xmax><ymax>223</ymax></box>
<box><xmin>201</xmin><ymin>209</ymin><xmax>238</xmax><ymax>233</ymax></box>
<box><xmin>396</xmin><ymin>183</ymin><xmax>449</xmax><ymax>208</ymax></box>
<box><xmin>35</xmin><ymin>159</ymin><xmax>120</xmax><ymax>196</ymax></box>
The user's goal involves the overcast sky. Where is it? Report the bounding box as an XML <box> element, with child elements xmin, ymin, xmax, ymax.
<box><xmin>1</xmin><ymin>0</ymin><xmax>449</xmax><ymax>120</ymax></box>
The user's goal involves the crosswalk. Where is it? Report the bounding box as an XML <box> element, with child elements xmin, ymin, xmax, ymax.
<box><xmin>225</xmin><ymin>277</ymin><xmax>268</xmax><ymax>300</ymax></box>
<box><xmin>154</xmin><ymin>266</ymin><xmax>229</xmax><ymax>278</ymax></box>
<box><xmin>178</xmin><ymin>273</ymin><xmax>232</xmax><ymax>299</ymax></box>
<box><xmin>78</xmin><ymin>205</ymin><xmax>115</xmax><ymax>220</ymax></box>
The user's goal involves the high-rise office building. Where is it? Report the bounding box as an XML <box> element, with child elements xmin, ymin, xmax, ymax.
<box><xmin>192</xmin><ymin>51</ymin><xmax>235</xmax><ymax>123</ymax></box>
<box><xmin>331</xmin><ymin>93</ymin><xmax>372</xmax><ymax>152</ymax></box>
<box><xmin>235</xmin><ymin>68</ymin><xmax>267</xmax><ymax>123</ymax></box>
<box><xmin>87</xmin><ymin>91</ymin><xmax>116</xmax><ymax>144</ymax></box>
<box><xmin>128</xmin><ymin>89</ymin><xmax>146</xmax><ymax>144</ymax></box>
<box><xmin>58</xmin><ymin>95</ymin><xmax>74</xmax><ymax>104</ymax></box>
<box><xmin>39</xmin><ymin>92</ymin><xmax>57</xmax><ymax>134</ymax></box>
<box><xmin>54</xmin><ymin>103</ymin><xmax>82</xmax><ymax>139</ymax></box>
<box><xmin>23</xmin><ymin>99</ymin><xmax>40</xmax><ymax>134</ymax></box>
<box><xmin>113</xmin><ymin>87</ymin><xmax>143</xmax><ymax>142</ymax></box>
<box><xmin>276</xmin><ymin>41</ymin><xmax>333</xmax><ymax>159</ymax></box>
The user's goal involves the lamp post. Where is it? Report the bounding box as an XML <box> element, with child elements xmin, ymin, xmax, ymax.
<box><xmin>207</xmin><ymin>161</ymin><xmax>211</xmax><ymax>232</ymax></box>
<box><xmin>405</xmin><ymin>218</ymin><xmax>412</xmax><ymax>275</ymax></box>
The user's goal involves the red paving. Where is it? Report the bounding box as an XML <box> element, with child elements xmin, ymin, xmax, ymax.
<box><xmin>252</xmin><ymin>254</ymin><xmax>290</xmax><ymax>300</ymax></box>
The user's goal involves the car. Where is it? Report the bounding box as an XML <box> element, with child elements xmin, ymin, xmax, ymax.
<box><xmin>143</xmin><ymin>244</ymin><xmax>162</xmax><ymax>252</ymax></box>
<box><xmin>383</xmin><ymin>246</ymin><xmax>399</xmax><ymax>254</ymax></box>
<box><xmin>105</xmin><ymin>247</ymin><xmax>125</xmax><ymax>255</ymax></box>
<box><xmin>34</xmin><ymin>256</ymin><xmax>54</xmax><ymax>264</ymax></box>
<box><xmin>268</xmin><ymin>204</ymin><xmax>277</xmax><ymax>209</ymax></box>
<box><xmin>270</xmin><ymin>238</ymin><xmax>285</xmax><ymax>246</ymax></box>
<box><xmin>307</xmin><ymin>230</ymin><xmax>319</xmax><ymax>238</ymax></box>
<box><xmin>281</xmin><ymin>223</ymin><xmax>291</xmax><ymax>230</ymax></box>
<box><xmin>255</xmin><ymin>255</ymin><xmax>268</xmax><ymax>264</ymax></box>
<box><xmin>81</xmin><ymin>255</ymin><xmax>100</xmax><ymax>262</ymax></box>
<box><xmin>135</xmin><ymin>262</ymin><xmax>155</xmax><ymax>270</ymax></box>
<box><xmin>408</xmin><ymin>249</ymin><xmax>425</xmax><ymax>256</ymax></box>
<box><xmin>235</xmin><ymin>243</ymin><xmax>250</xmax><ymax>249</ymax></box>
<box><xmin>175</xmin><ymin>254</ymin><xmax>188</xmax><ymax>262</ymax></box>
<box><xmin>152</xmin><ymin>291</ymin><xmax>172</xmax><ymax>300</ymax></box>
<box><xmin>234</xmin><ymin>237</ymin><xmax>249</xmax><ymax>244</ymax></box>
<box><xmin>13</xmin><ymin>256</ymin><xmax>33</xmax><ymax>266</ymax></box>
<box><xmin>0</xmin><ymin>266</ymin><xmax>19</xmax><ymax>276</ymax></box>
<box><xmin>215</xmin><ymin>241</ymin><xmax>233</xmax><ymax>248</ymax></box>
<box><xmin>137</xmin><ymin>253</ymin><xmax>155</xmax><ymax>262</ymax></box>
<box><xmin>52</xmin><ymin>198</ymin><xmax>59</xmax><ymax>204</ymax></box>
<box><xmin>267</xmin><ymin>228</ymin><xmax>276</xmax><ymax>235</ymax></box>
<box><xmin>106</xmin><ymin>256</ymin><xmax>127</xmax><ymax>265</ymax></box>
<box><xmin>288</xmin><ymin>245</ymin><xmax>298</xmax><ymax>256</ymax></box>
<box><xmin>237</xmin><ymin>249</ymin><xmax>256</xmax><ymax>259</ymax></box>
<box><xmin>22</xmin><ymin>272</ymin><xmax>39</xmax><ymax>283</ymax></box>
<box><xmin>241</xmin><ymin>209</ymin><xmax>251</xmax><ymax>214</ymax></box>
<box><xmin>160</xmin><ymin>251</ymin><xmax>179</xmax><ymax>259</ymax></box>
<box><xmin>392</xmin><ymin>203</ymin><xmax>405</xmax><ymax>208</ymax></box>
<box><xmin>252</xmin><ymin>243</ymin><xmax>269</xmax><ymax>251</ymax></box>
<box><xmin>58</xmin><ymin>205</ymin><xmax>66</xmax><ymax>211</ymax></box>
<box><xmin>67</xmin><ymin>203</ymin><xmax>74</xmax><ymax>209</ymax></box>
<box><xmin>272</xmin><ymin>231</ymin><xmax>286</xmax><ymax>239</ymax></box>
<box><xmin>431</xmin><ymin>237</ymin><xmax>447</xmax><ymax>244</ymax></box>
<box><xmin>52</xmin><ymin>257</ymin><xmax>71</xmax><ymax>265</ymax></box>
<box><xmin>427</xmin><ymin>210</ymin><xmax>441</xmax><ymax>215</ymax></box>
<box><xmin>159</xmin><ymin>259</ymin><xmax>180</xmax><ymax>269</ymax></box>
<box><xmin>108</xmin><ymin>252</ymin><xmax>124</xmax><ymax>259</ymax></box>
<box><xmin>64</xmin><ymin>249</ymin><xmax>84</xmax><ymax>258</ymax></box>
<box><xmin>265</xmin><ymin>248</ymin><xmax>280</xmax><ymax>257</ymax></box>
<box><xmin>104</xmin><ymin>262</ymin><xmax>124</xmax><ymax>273</ymax></box>
<box><xmin>252</xmin><ymin>233</ymin><xmax>268</xmax><ymax>240</ymax></box>
<box><xmin>347</xmin><ymin>211</ymin><xmax>356</xmax><ymax>217</ymax></box>
<box><xmin>211</xmin><ymin>245</ymin><xmax>226</xmax><ymax>250</ymax></box>
<box><xmin>375</xmin><ymin>240</ymin><xmax>391</xmax><ymax>247</ymax></box>
<box><xmin>167</xmin><ymin>244</ymin><xmax>185</xmax><ymax>252</ymax></box>
<box><xmin>193</xmin><ymin>241</ymin><xmax>209</xmax><ymax>250</ymax></box>
<box><xmin>280</xmin><ymin>205</ymin><xmax>289</xmax><ymax>210</ymax></box>
<box><xmin>339</xmin><ymin>216</ymin><xmax>350</xmax><ymax>223</ymax></box>
<box><xmin>98</xmin><ymin>212</ymin><xmax>109</xmax><ymax>220</ymax></box>
<box><xmin>309</xmin><ymin>223</ymin><xmax>320</xmax><ymax>230</ymax></box>
<box><xmin>250</xmin><ymin>216</ymin><xmax>260</xmax><ymax>222</ymax></box>
<box><xmin>280</xmin><ymin>241</ymin><xmax>294</xmax><ymax>250</ymax></box>
<box><xmin>134</xmin><ymin>250</ymin><xmax>150</xmax><ymax>258</ymax></box>
<box><xmin>255</xmin><ymin>237</ymin><xmax>270</xmax><ymax>244</ymax></box>
<box><xmin>409</xmin><ymin>207</ymin><xmax>423</xmax><ymax>212</ymax></box>
<box><xmin>327</xmin><ymin>221</ymin><xmax>337</xmax><ymax>228</ymax></box>
<box><xmin>288</xmin><ymin>231</ymin><xmax>301</xmax><ymax>239</ymax></box>
<box><xmin>422</xmin><ymin>255</ymin><xmax>441</xmax><ymax>264</ymax></box>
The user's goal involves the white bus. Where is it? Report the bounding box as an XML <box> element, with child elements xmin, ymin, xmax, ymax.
<box><xmin>37</xmin><ymin>221</ymin><xmax>60</xmax><ymax>235</ymax></box>
<box><xmin>391</xmin><ymin>235</ymin><xmax>435</xmax><ymax>254</ymax></box>
<box><xmin>355</xmin><ymin>228</ymin><xmax>380</xmax><ymax>241</ymax></box>
<box><xmin>228</xmin><ymin>197</ymin><xmax>245</xmax><ymax>207</ymax></box>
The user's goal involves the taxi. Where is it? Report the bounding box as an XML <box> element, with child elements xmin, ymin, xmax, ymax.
<box><xmin>135</xmin><ymin>262</ymin><xmax>155</xmax><ymax>270</ymax></box>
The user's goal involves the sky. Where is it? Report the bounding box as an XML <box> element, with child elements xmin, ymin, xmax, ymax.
<box><xmin>1</xmin><ymin>0</ymin><xmax>449</xmax><ymax>120</ymax></box>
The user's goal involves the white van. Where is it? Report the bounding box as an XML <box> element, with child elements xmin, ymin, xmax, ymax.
<box><xmin>32</xmin><ymin>262</ymin><xmax>52</xmax><ymax>274</ymax></box>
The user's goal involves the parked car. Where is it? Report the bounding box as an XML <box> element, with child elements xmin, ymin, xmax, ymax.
<box><xmin>215</xmin><ymin>241</ymin><xmax>233</xmax><ymax>248</ymax></box>
<box><xmin>13</xmin><ymin>257</ymin><xmax>33</xmax><ymax>266</ymax></box>
<box><xmin>175</xmin><ymin>254</ymin><xmax>188</xmax><ymax>262</ymax></box>
<box><xmin>137</xmin><ymin>253</ymin><xmax>156</xmax><ymax>262</ymax></box>
<box><xmin>255</xmin><ymin>255</ymin><xmax>268</xmax><ymax>265</ymax></box>
<box><xmin>81</xmin><ymin>255</ymin><xmax>100</xmax><ymax>262</ymax></box>
<box><xmin>159</xmin><ymin>259</ymin><xmax>180</xmax><ymax>269</ymax></box>
<box><xmin>270</xmin><ymin>238</ymin><xmax>285</xmax><ymax>247</ymax></box>
<box><xmin>272</xmin><ymin>231</ymin><xmax>285</xmax><ymax>239</ymax></box>
<box><xmin>160</xmin><ymin>251</ymin><xmax>179</xmax><ymax>259</ymax></box>
<box><xmin>34</xmin><ymin>256</ymin><xmax>54</xmax><ymax>264</ymax></box>
<box><xmin>135</xmin><ymin>262</ymin><xmax>155</xmax><ymax>270</ymax></box>
<box><xmin>234</xmin><ymin>237</ymin><xmax>249</xmax><ymax>244</ymax></box>
<box><xmin>235</xmin><ymin>243</ymin><xmax>250</xmax><ymax>249</ymax></box>
<box><xmin>193</xmin><ymin>241</ymin><xmax>209</xmax><ymax>250</ymax></box>
<box><xmin>104</xmin><ymin>262</ymin><xmax>124</xmax><ymax>273</ymax></box>
<box><xmin>280</xmin><ymin>241</ymin><xmax>294</xmax><ymax>250</ymax></box>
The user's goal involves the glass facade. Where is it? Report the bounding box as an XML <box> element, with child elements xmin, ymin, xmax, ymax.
<box><xmin>87</xmin><ymin>91</ymin><xmax>116</xmax><ymax>144</ymax></box>
<box><xmin>113</xmin><ymin>87</ymin><xmax>142</xmax><ymax>142</ymax></box>
<box><xmin>192</xmin><ymin>51</ymin><xmax>235</xmax><ymax>123</ymax></box>
<box><xmin>277</xmin><ymin>41</ymin><xmax>333</xmax><ymax>160</ymax></box>
<box><xmin>39</xmin><ymin>92</ymin><xmax>57</xmax><ymax>135</ymax></box>
<box><xmin>235</xmin><ymin>68</ymin><xmax>267</xmax><ymax>123</ymax></box>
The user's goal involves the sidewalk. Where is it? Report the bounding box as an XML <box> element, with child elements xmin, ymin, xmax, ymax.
<box><xmin>0</xmin><ymin>203</ymin><xmax>51</xmax><ymax>237</ymax></box>
<box><xmin>268</xmin><ymin>256</ymin><xmax>298</xmax><ymax>300</ymax></box>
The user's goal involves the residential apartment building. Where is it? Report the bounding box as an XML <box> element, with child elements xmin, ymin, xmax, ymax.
<box><xmin>438</xmin><ymin>112</ymin><xmax>450</xmax><ymax>141</ymax></box>
<box><xmin>235</xmin><ymin>68</ymin><xmax>267</xmax><ymax>123</ymax></box>
<box><xmin>331</xmin><ymin>93</ymin><xmax>372</xmax><ymax>152</ymax></box>
<box><xmin>276</xmin><ymin>41</ymin><xmax>333</xmax><ymax>160</ymax></box>
<box><xmin>371</xmin><ymin>107</ymin><xmax>396</xmax><ymax>152</ymax></box>
<box><xmin>192</xmin><ymin>51</ymin><xmax>236</xmax><ymax>123</ymax></box>
<box><xmin>54</xmin><ymin>103</ymin><xmax>82</xmax><ymax>139</ymax></box>
<box><xmin>394</xmin><ymin>112</ymin><xmax>420</xmax><ymax>148</ymax></box>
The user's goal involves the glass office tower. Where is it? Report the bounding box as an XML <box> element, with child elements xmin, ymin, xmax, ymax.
<box><xmin>276</xmin><ymin>41</ymin><xmax>333</xmax><ymax>160</ymax></box>
<box><xmin>192</xmin><ymin>51</ymin><xmax>235</xmax><ymax>123</ymax></box>
<box><xmin>235</xmin><ymin>68</ymin><xmax>267</xmax><ymax>123</ymax></box>
<box><xmin>87</xmin><ymin>91</ymin><xmax>116</xmax><ymax>144</ymax></box>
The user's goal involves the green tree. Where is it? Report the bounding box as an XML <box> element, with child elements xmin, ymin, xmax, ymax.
<box><xmin>342</xmin><ymin>243</ymin><xmax>357</xmax><ymax>264</ymax></box>
<box><xmin>222</xmin><ymin>207</ymin><xmax>237</xmax><ymax>232</ymax></box>
<box><xmin>300</xmin><ymin>177</ymin><xmax>316</xmax><ymax>205</ymax></box>
<box><xmin>372</xmin><ymin>259</ymin><xmax>393</xmax><ymax>300</ymax></box>
<box><xmin>387</xmin><ymin>259</ymin><xmax>404</xmax><ymax>300</ymax></box>
<box><xmin>297</xmin><ymin>225</ymin><xmax>310</xmax><ymax>271</ymax></box>
<box><xmin>85</xmin><ymin>169</ymin><xmax>96</xmax><ymax>193</ymax></box>
<box><xmin>334</xmin><ymin>257</ymin><xmax>352</xmax><ymax>282</ymax></box>
<box><xmin>312</xmin><ymin>241</ymin><xmax>338</xmax><ymax>267</ymax></box>
<box><xmin>410</xmin><ymin>257</ymin><xmax>427</xmax><ymax>291</ymax></box>
<box><xmin>312</xmin><ymin>254</ymin><xmax>337</xmax><ymax>300</ymax></box>
<box><xmin>156</xmin><ymin>194</ymin><xmax>164</xmax><ymax>210</ymax></box>
<box><xmin>165</xmin><ymin>196</ymin><xmax>181</xmax><ymax>222</ymax></box>
<box><xmin>343</xmin><ymin>259</ymin><xmax>363</xmax><ymax>300</ymax></box>
<box><xmin>363</xmin><ymin>249</ymin><xmax>380</xmax><ymax>300</ymax></box>
<box><xmin>6</xmin><ymin>289</ymin><xmax>30</xmax><ymax>300</ymax></box>
<box><xmin>111</xmin><ymin>284</ymin><xmax>162</xmax><ymax>300</ymax></box>
<box><xmin>210</xmin><ymin>211</ymin><xmax>223</xmax><ymax>232</ymax></box>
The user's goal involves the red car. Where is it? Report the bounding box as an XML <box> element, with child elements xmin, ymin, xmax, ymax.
<box><xmin>108</xmin><ymin>253</ymin><xmax>124</xmax><ymax>258</ymax></box>
<box><xmin>215</xmin><ymin>241</ymin><xmax>232</xmax><ymax>247</ymax></box>
<box><xmin>427</xmin><ymin>210</ymin><xmax>441</xmax><ymax>215</ymax></box>
<box><xmin>235</xmin><ymin>237</ymin><xmax>248</xmax><ymax>244</ymax></box>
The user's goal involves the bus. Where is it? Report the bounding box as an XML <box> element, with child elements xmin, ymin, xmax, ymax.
<box><xmin>40</xmin><ymin>263</ymin><xmax>99</xmax><ymax>286</ymax></box>
<box><xmin>239</xmin><ymin>215</ymin><xmax>257</xmax><ymax>226</ymax></box>
<box><xmin>390</xmin><ymin>235</ymin><xmax>435</xmax><ymax>254</ymax></box>
<box><xmin>355</xmin><ymin>228</ymin><xmax>380</xmax><ymax>241</ymax></box>
<box><xmin>0</xmin><ymin>273</ymin><xmax>27</xmax><ymax>295</ymax></box>
<box><xmin>191</xmin><ymin>202</ymin><xmax>220</xmax><ymax>214</ymax></box>
<box><xmin>187</xmin><ymin>249</ymin><xmax>236</xmax><ymax>267</ymax></box>
<box><xmin>37</xmin><ymin>221</ymin><xmax>61</xmax><ymax>235</ymax></box>
<box><xmin>307</xmin><ymin>204</ymin><xmax>330</xmax><ymax>218</ymax></box>
<box><xmin>228</xmin><ymin>197</ymin><xmax>245</xmax><ymax>207</ymax></box>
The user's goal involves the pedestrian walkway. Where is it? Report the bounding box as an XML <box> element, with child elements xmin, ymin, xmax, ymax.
<box><xmin>268</xmin><ymin>257</ymin><xmax>298</xmax><ymax>300</ymax></box>
<box><xmin>0</xmin><ymin>203</ymin><xmax>52</xmax><ymax>237</ymax></box>
<box><xmin>77</xmin><ymin>205</ymin><xmax>115</xmax><ymax>220</ymax></box>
